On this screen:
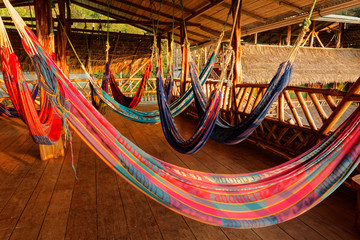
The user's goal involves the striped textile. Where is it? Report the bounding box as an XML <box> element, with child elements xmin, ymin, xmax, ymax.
<box><xmin>5</xmin><ymin>0</ymin><xmax>360</xmax><ymax>228</ymax></box>
<box><xmin>189</xmin><ymin>61</ymin><xmax>292</xmax><ymax>144</ymax></box>
<box><xmin>156</xmin><ymin>67</ymin><xmax>221</xmax><ymax>154</ymax></box>
<box><xmin>81</xmin><ymin>51</ymin><xmax>215</xmax><ymax>123</ymax></box>
<box><xmin>109</xmin><ymin>61</ymin><xmax>152</xmax><ymax>108</ymax></box>
<box><xmin>0</xmin><ymin>46</ymin><xmax>61</xmax><ymax>144</ymax></box>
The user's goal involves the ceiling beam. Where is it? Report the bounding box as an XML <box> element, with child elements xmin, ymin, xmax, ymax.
<box><xmin>270</xmin><ymin>0</ymin><xmax>304</xmax><ymax>13</ymax></box>
<box><xmin>1</xmin><ymin>16</ymin><xmax>201</xmax><ymax>26</ymax></box>
<box><xmin>195</xmin><ymin>0</ymin><xmax>360</xmax><ymax>49</ymax></box>
<box><xmin>72</xmin><ymin>0</ymin><xmax>153</xmax><ymax>33</ymax></box>
<box><xmin>221</xmin><ymin>3</ymin><xmax>268</xmax><ymax>23</ymax></box>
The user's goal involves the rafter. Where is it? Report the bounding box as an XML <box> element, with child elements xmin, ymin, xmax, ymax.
<box><xmin>221</xmin><ymin>3</ymin><xmax>267</xmax><ymax>23</ymax></box>
<box><xmin>270</xmin><ymin>0</ymin><xmax>304</xmax><ymax>13</ymax></box>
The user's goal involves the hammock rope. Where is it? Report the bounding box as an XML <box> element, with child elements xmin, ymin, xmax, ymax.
<box><xmin>4</xmin><ymin>0</ymin><xmax>360</xmax><ymax>228</ymax></box>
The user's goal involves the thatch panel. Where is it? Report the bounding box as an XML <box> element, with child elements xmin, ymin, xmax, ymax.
<box><xmin>241</xmin><ymin>44</ymin><xmax>360</xmax><ymax>85</ymax></box>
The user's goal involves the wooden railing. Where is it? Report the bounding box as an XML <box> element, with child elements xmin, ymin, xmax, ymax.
<box><xmin>173</xmin><ymin>78</ymin><xmax>360</xmax><ymax>157</ymax></box>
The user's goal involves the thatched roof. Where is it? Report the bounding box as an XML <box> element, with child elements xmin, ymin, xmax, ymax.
<box><xmin>240</xmin><ymin>44</ymin><xmax>360</xmax><ymax>85</ymax></box>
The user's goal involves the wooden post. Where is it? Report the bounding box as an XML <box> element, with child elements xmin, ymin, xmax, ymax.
<box><xmin>157</xmin><ymin>34</ymin><xmax>162</xmax><ymax>72</ymax></box>
<box><xmin>286</xmin><ymin>25</ymin><xmax>291</xmax><ymax>46</ymax></box>
<box><xmin>231</xmin><ymin>0</ymin><xmax>242</xmax><ymax>85</ymax></box>
<box><xmin>254</xmin><ymin>33</ymin><xmax>258</xmax><ymax>45</ymax></box>
<box><xmin>336</xmin><ymin>23</ymin><xmax>343</xmax><ymax>48</ymax></box>
<box><xmin>352</xmin><ymin>175</ymin><xmax>360</xmax><ymax>230</ymax></box>
<box><xmin>35</xmin><ymin>0</ymin><xmax>65</xmax><ymax>161</ymax></box>
<box><xmin>56</xmin><ymin>0</ymin><xmax>70</xmax><ymax>75</ymax></box>
<box><xmin>179</xmin><ymin>24</ymin><xmax>189</xmax><ymax>95</ymax></box>
<box><xmin>310</xmin><ymin>21</ymin><xmax>315</xmax><ymax>47</ymax></box>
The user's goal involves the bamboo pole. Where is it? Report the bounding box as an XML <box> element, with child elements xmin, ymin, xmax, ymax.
<box><xmin>279</xmin><ymin>93</ymin><xmax>285</xmax><ymax>122</ymax></box>
<box><xmin>318</xmin><ymin>77</ymin><xmax>360</xmax><ymax>135</ymax></box>
<box><xmin>284</xmin><ymin>91</ymin><xmax>303</xmax><ymax>127</ymax></box>
<box><xmin>244</xmin><ymin>87</ymin><xmax>255</xmax><ymax>113</ymax></box>
<box><xmin>295</xmin><ymin>91</ymin><xmax>317</xmax><ymax>130</ymax></box>
<box><xmin>309</xmin><ymin>93</ymin><xmax>328</xmax><ymax>122</ymax></box>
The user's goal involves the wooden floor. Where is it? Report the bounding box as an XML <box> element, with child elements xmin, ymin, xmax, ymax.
<box><xmin>0</xmin><ymin>106</ymin><xmax>359</xmax><ymax>240</ymax></box>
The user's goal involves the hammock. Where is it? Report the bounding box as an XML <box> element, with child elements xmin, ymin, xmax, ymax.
<box><xmin>0</xmin><ymin>16</ymin><xmax>61</xmax><ymax>145</ymax></box>
<box><xmin>108</xmin><ymin>61</ymin><xmax>153</xmax><ymax>108</ymax></box>
<box><xmin>87</xmin><ymin>53</ymin><xmax>216</xmax><ymax>123</ymax></box>
<box><xmin>156</xmin><ymin>67</ymin><xmax>221</xmax><ymax>154</ymax></box>
<box><xmin>0</xmin><ymin>66</ymin><xmax>40</xmax><ymax>118</ymax></box>
<box><xmin>164</xmin><ymin>67</ymin><xmax>174</xmax><ymax>103</ymax></box>
<box><xmin>6</xmin><ymin>0</ymin><xmax>360</xmax><ymax>228</ymax></box>
<box><xmin>90</xmin><ymin>62</ymin><xmax>110</xmax><ymax>114</ymax></box>
<box><xmin>190</xmin><ymin>61</ymin><xmax>293</xmax><ymax>144</ymax></box>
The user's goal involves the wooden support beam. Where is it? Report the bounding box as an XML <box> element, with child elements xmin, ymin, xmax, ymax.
<box><xmin>232</xmin><ymin>0</ymin><xmax>242</xmax><ymax>85</ymax></box>
<box><xmin>180</xmin><ymin>24</ymin><xmax>189</xmax><ymax>95</ymax></box>
<box><xmin>221</xmin><ymin>3</ymin><xmax>267</xmax><ymax>23</ymax></box>
<box><xmin>286</xmin><ymin>25</ymin><xmax>291</xmax><ymax>46</ymax></box>
<box><xmin>336</xmin><ymin>23</ymin><xmax>343</xmax><ymax>48</ymax></box>
<box><xmin>270</xmin><ymin>0</ymin><xmax>303</xmax><ymax>13</ymax></box>
<box><xmin>35</xmin><ymin>0</ymin><xmax>64</xmax><ymax>161</ymax></box>
<box><xmin>71</xmin><ymin>0</ymin><xmax>153</xmax><ymax>34</ymax></box>
<box><xmin>254</xmin><ymin>33</ymin><xmax>258</xmax><ymax>44</ymax></box>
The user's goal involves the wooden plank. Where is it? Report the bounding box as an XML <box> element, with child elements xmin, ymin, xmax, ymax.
<box><xmin>7</xmin><ymin>155</ymin><xmax>65</xmax><ymax>239</ymax></box>
<box><xmin>65</xmin><ymin>144</ymin><xmax>98</xmax><ymax>239</ymax></box>
<box><xmin>37</xmin><ymin>136</ymin><xmax>82</xmax><ymax>240</ymax></box>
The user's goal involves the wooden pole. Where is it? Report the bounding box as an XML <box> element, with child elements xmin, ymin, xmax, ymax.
<box><xmin>286</xmin><ymin>25</ymin><xmax>291</xmax><ymax>46</ymax></box>
<box><xmin>231</xmin><ymin>0</ymin><xmax>242</xmax><ymax>85</ymax></box>
<box><xmin>254</xmin><ymin>33</ymin><xmax>258</xmax><ymax>45</ymax></box>
<box><xmin>317</xmin><ymin>77</ymin><xmax>360</xmax><ymax>135</ymax></box>
<box><xmin>336</xmin><ymin>23</ymin><xmax>343</xmax><ymax>48</ymax></box>
<box><xmin>179</xmin><ymin>24</ymin><xmax>189</xmax><ymax>95</ymax></box>
<box><xmin>310</xmin><ymin>21</ymin><xmax>315</xmax><ymax>47</ymax></box>
<box><xmin>35</xmin><ymin>0</ymin><xmax>64</xmax><ymax>161</ymax></box>
<box><xmin>157</xmin><ymin>34</ymin><xmax>162</xmax><ymax>72</ymax></box>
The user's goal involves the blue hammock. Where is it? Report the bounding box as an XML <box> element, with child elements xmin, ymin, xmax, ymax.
<box><xmin>190</xmin><ymin>61</ymin><xmax>293</xmax><ymax>145</ymax></box>
<box><xmin>157</xmin><ymin>67</ymin><xmax>221</xmax><ymax>154</ymax></box>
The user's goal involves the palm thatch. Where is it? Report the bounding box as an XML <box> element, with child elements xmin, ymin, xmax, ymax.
<box><xmin>241</xmin><ymin>44</ymin><xmax>360</xmax><ymax>85</ymax></box>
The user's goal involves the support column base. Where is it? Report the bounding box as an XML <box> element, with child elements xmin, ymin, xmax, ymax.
<box><xmin>39</xmin><ymin>137</ymin><xmax>65</xmax><ymax>161</ymax></box>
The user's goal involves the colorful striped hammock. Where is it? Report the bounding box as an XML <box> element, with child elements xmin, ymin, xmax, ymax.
<box><xmin>109</xmin><ymin>61</ymin><xmax>153</xmax><ymax>108</ymax></box>
<box><xmin>190</xmin><ymin>61</ymin><xmax>293</xmax><ymax>144</ymax></box>
<box><xmin>156</xmin><ymin>67</ymin><xmax>221</xmax><ymax>154</ymax></box>
<box><xmin>0</xmin><ymin>81</ymin><xmax>39</xmax><ymax>118</ymax></box>
<box><xmin>5</xmin><ymin>0</ymin><xmax>360</xmax><ymax>228</ymax></box>
<box><xmin>71</xmin><ymin>40</ymin><xmax>216</xmax><ymax>123</ymax></box>
<box><xmin>0</xmin><ymin>16</ymin><xmax>61</xmax><ymax>145</ymax></box>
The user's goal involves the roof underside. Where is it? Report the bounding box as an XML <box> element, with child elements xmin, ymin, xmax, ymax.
<box><xmin>2</xmin><ymin>0</ymin><xmax>360</xmax><ymax>46</ymax></box>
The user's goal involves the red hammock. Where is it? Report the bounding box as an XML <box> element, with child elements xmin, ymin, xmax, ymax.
<box><xmin>0</xmin><ymin>46</ymin><xmax>61</xmax><ymax>145</ymax></box>
<box><xmin>109</xmin><ymin>62</ymin><xmax>153</xmax><ymax>108</ymax></box>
